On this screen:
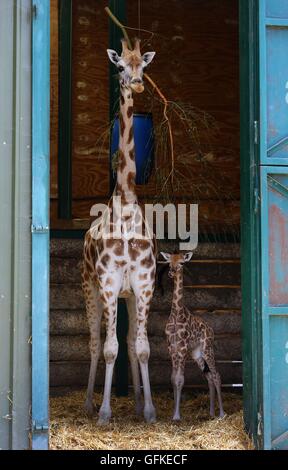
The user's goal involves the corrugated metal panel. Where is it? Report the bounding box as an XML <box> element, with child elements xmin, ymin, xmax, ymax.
<box><xmin>0</xmin><ymin>0</ymin><xmax>32</xmax><ymax>450</ymax></box>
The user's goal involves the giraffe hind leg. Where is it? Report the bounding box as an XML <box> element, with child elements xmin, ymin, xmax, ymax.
<box><xmin>126</xmin><ymin>295</ymin><xmax>143</xmax><ymax>416</ymax></box>
<box><xmin>82</xmin><ymin>269</ymin><xmax>103</xmax><ymax>417</ymax></box>
<box><xmin>202</xmin><ymin>353</ymin><xmax>225</xmax><ymax>418</ymax></box>
<box><xmin>195</xmin><ymin>357</ymin><xmax>215</xmax><ymax>417</ymax></box>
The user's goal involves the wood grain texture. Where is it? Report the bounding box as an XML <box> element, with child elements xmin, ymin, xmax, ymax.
<box><xmin>50</xmin><ymin>283</ymin><xmax>241</xmax><ymax>311</ymax></box>
<box><xmin>71</xmin><ymin>0</ymin><xmax>110</xmax><ymax>202</ymax></box>
<box><xmin>49</xmin><ymin>238</ymin><xmax>242</xmax><ymax>387</ymax></box>
<box><xmin>50</xmin><ymin>360</ymin><xmax>242</xmax><ymax>387</ymax></box>
<box><xmin>50</xmin><ymin>308</ymin><xmax>241</xmax><ymax>336</ymax></box>
<box><xmin>49</xmin><ymin>238</ymin><xmax>241</xmax><ymax>259</ymax></box>
<box><xmin>50</xmin><ymin>334</ymin><xmax>241</xmax><ymax>362</ymax></box>
<box><xmin>50</xmin><ymin>0</ymin><xmax>240</xmax><ymax>230</ymax></box>
<box><xmin>50</xmin><ymin>255</ymin><xmax>241</xmax><ymax>285</ymax></box>
<box><xmin>127</xmin><ymin>0</ymin><xmax>240</xmax><ymax>215</ymax></box>
<box><xmin>68</xmin><ymin>198</ymin><xmax>240</xmax><ymax>230</ymax></box>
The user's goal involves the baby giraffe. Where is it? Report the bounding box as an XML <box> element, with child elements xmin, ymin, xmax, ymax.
<box><xmin>161</xmin><ymin>252</ymin><xmax>225</xmax><ymax>421</ymax></box>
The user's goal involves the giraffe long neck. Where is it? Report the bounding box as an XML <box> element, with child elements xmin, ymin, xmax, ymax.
<box><xmin>116</xmin><ymin>86</ymin><xmax>137</xmax><ymax>203</ymax></box>
<box><xmin>172</xmin><ymin>269</ymin><xmax>184</xmax><ymax>316</ymax></box>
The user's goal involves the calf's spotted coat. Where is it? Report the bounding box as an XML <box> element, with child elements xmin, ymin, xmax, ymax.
<box><xmin>161</xmin><ymin>252</ymin><xmax>225</xmax><ymax>421</ymax></box>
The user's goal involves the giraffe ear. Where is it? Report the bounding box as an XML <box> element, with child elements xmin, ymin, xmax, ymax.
<box><xmin>142</xmin><ymin>52</ymin><xmax>156</xmax><ymax>67</ymax></box>
<box><xmin>183</xmin><ymin>252</ymin><xmax>193</xmax><ymax>263</ymax></box>
<box><xmin>160</xmin><ymin>252</ymin><xmax>171</xmax><ymax>263</ymax></box>
<box><xmin>107</xmin><ymin>49</ymin><xmax>120</xmax><ymax>65</ymax></box>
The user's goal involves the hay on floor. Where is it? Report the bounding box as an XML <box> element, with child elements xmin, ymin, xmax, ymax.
<box><xmin>50</xmin><ymin>390</ymin><xmax>254</xmax><ymax>450</ymax></box>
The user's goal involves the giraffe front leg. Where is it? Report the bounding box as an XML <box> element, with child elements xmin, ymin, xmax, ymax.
<box><xmin>126</xmin><ymin>295</ymin><xmax>143</xmax><ymax>416</ymax></box>
<box><xmin>206</xmin><ymin>372</ymin><xmax>216</xmax><ymax>418</ymax></box>
<box><xmin>171</xmin><ymin>364</ymin><xmax>185</xmax><ymax>421</ymax></box>
<box><xmin>97</xmin><ymin>282</ymin><xmax>120</xmax><ymax>426</ymax></box>
<box><xmin>134</xmin><ymin>290</ymin><xmax>156</xmax><ymax>424</ymax></box>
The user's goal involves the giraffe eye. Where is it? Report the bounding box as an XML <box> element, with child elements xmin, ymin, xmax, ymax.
<box><xmin>118</xmin><ymin>66</ymin><xmax>124</xmax><ymax>72</ymax></box>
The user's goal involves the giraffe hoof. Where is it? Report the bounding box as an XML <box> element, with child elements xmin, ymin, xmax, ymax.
<box><xmin>219</xmin><ymin>411</ymin><xmax>226</xmax><ymax>419</ymax></box>
<box><xmin>97</xmin><ymin>409</ymin><xmax>111</xmax><ymax>426</ymax></box>
<box><xmin>144</xmin><ymin>406</ymin><xmax>156</xmax><ymax>424</ymax></box>
<box><xmin>172</xmin><ymin>415</ymin><xmax>181</xmax><ymax>422</ymax></box>
<box><xmin>97</xmin><ymin>417</ymin><xmax>110</xmax><ymax>426</ymax></box>
<box><xmin>84</xmin><ymin>401</ymin><xmax>96</xmax><ymax>417</ymax></box>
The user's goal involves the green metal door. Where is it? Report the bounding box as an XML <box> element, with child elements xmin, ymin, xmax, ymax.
<box><xmin>241</xmin><ymin>0</ymin><xmax>288</xmax><ymax>450</ymax></box>
<box><xmin>259</xmin><ymin>0</ymin><xmax>288</xmax><ymax>450</ymax></box>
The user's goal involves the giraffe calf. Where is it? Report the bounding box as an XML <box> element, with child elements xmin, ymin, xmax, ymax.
<box><xmin>161</xmin><ymin>252</ymin><xmax>225</xmax><ymax>421</ymax></box>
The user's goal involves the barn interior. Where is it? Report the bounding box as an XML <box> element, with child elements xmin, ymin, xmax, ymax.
<box><xmin>49</xmin><ymin>0</ymin><xmax>245</xmax><ymax>449</ymax></box>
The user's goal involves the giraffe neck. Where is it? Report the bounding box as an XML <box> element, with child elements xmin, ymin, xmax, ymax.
<box><xmin>172</xmin><ymin>269</ymin><xmax>184</xmax><ymax>316</ymax></box>
<box><xmin>116</xmin><ymin>85</ymin><xmax>137</xmax><ymax>204</ymax></box>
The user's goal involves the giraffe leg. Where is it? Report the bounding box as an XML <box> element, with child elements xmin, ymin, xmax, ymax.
<box><xmin>171</xmin><ymin>364</ymin><xmax>185</xmax><ymax>421</ymax></box>
<box><xmin>132</xmin><ymin>284</ymin><xmax>156</xmax><ymax>423</ymax></box>
<box><xmin>195</xmin><ymin>357</ymin><xmax>215</xmax><ymax>417</ymax></box>
<box><xmin>206</xmin><ymin>372</ymin><xmax>216</xmax><ymax>418</ymax></box>
<box><xmin>97</xmin><ymin>274</ymin><xmax>121</xmax><ymax>426</ymax></box>
<box><xmin>126</xmin><ymin>295</ymin><xmax>143</xmax><ymax>415</ymax></box>
<box><xmin>82</xmin><ymin>270</ymin><xmax>103</xmax><ymax>417</ymax></box>
<box><xmin>202</xmin><ymin>351</ymin><xmax>225</xmax><ymax>418</ymax></box>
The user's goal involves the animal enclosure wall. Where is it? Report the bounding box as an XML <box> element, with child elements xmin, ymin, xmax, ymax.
<box><xmin>49</xmin><ymin>0</ymin><xmax>241</xmax><ymax>390</ymax></box>
<box><xmin>50</xmin><ymin>0</ymin><xmax>240</xmax><ymax>233</ymax></box>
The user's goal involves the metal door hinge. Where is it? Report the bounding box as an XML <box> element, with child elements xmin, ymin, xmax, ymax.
<box><xmin>254</xmin><ymin>186</ymin><xmax>260</xmax><ymax>214</ymax></box>
<box><xmin>31</xmin><ymin>224</ymin><xmax>49</xmax><ymax>234</ymax></box>
<box><xmin>257</xmin><ymin>412</ymin><xmax>262</xmax><ymax>436</ymax></box>
<box><xmin>32</xmin><ymin>421</ymin><xmax>49</xmax><ymax>433</ymax></box>
<box><xmin>254</xmin><ymin>120</ymin><xmax>259</xmax><ymax>145</ymax></box>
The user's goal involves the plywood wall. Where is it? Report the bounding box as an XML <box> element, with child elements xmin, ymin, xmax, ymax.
<box><xmin>50</xmin><ymin>0</ymin><xmax>240</xmax><ymax>233</ymax></box>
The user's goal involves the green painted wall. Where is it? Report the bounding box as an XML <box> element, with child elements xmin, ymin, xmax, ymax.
<box><xmin>0</xmin><ymin>0</ymin><xmax>32</xmax><ymax>450</ymax></box>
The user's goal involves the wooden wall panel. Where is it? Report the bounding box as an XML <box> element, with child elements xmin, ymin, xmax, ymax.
<box><xmin>71</xmin><ymin>0</ymin><xmax>110</xmax><ymax>207</ymax></box>
<box><xmin>49</xmin><ymin>239</ymin><xmax>242</xmax><ymax>388</ymax></box>
<box><xmin>51</xmin><ymin>0</ymin><xmax>240</xmax><ymax>231</ymax></box>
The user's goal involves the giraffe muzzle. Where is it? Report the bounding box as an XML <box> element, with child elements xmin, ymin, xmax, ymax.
<box><xmin>130</xmin><ymin>79</ymin><xmax>144</xmax><ymax>94</ymax></box>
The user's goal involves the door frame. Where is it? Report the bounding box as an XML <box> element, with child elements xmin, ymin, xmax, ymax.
<box><xmin>239</xmin><ymin>0</ymin><xmax>263</xmax><ymax>449</ymax></box>
<box><xmin>31</xmin><ymin>0</ymin><xmax>264</xmax><ymax>450</ymax></box>
<box><xmin>31</xmin><ymin>0</ymin><xmax>50</xmax><ymax>450</ymax></box>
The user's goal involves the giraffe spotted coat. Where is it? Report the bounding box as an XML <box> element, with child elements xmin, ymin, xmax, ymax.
<box><xmin>161</xmin><ymin>252</ymin><xmax>225</xmax><ymax>421</ymax></box>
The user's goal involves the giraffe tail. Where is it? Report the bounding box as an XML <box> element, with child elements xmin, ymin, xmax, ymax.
<box><xmin>203</xmin><ymin>360</ymin><xmax>210</xmax><ymax>374</ymax></box>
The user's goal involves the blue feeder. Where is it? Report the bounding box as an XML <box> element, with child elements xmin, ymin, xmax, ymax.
<box><xmin>110</xmin><ymin>112</ymin><xmax>155</xmax><ymax>185</ymax></box>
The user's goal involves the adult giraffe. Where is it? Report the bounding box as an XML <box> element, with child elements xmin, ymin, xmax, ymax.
<box><xmin>82</xmin><ymin>39</ymin><xmax>156</xmax><ymax>425</ymax></box>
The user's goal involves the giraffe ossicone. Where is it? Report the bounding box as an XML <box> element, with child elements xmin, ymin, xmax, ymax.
<box><xmin>82</xmin><ymin>38</ymin><xmax>157</xmax><ymax>425</ymax></box>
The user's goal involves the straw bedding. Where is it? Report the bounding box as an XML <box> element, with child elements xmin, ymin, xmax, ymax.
<box><xmin>50</xmin><ymin>390</ymin><xmax>254</xmax><ymax>450</ymax></box>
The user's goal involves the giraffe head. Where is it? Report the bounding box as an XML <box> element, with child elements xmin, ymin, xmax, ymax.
<box><xmin>107</xmin><ymin>39</ymin><xmax>155</xmax><ymax>94</ymax></box>
<box><xmin>160</xmin><ymin>252</ymin><xmax>193</xmax><ymax>279</ymax></box>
